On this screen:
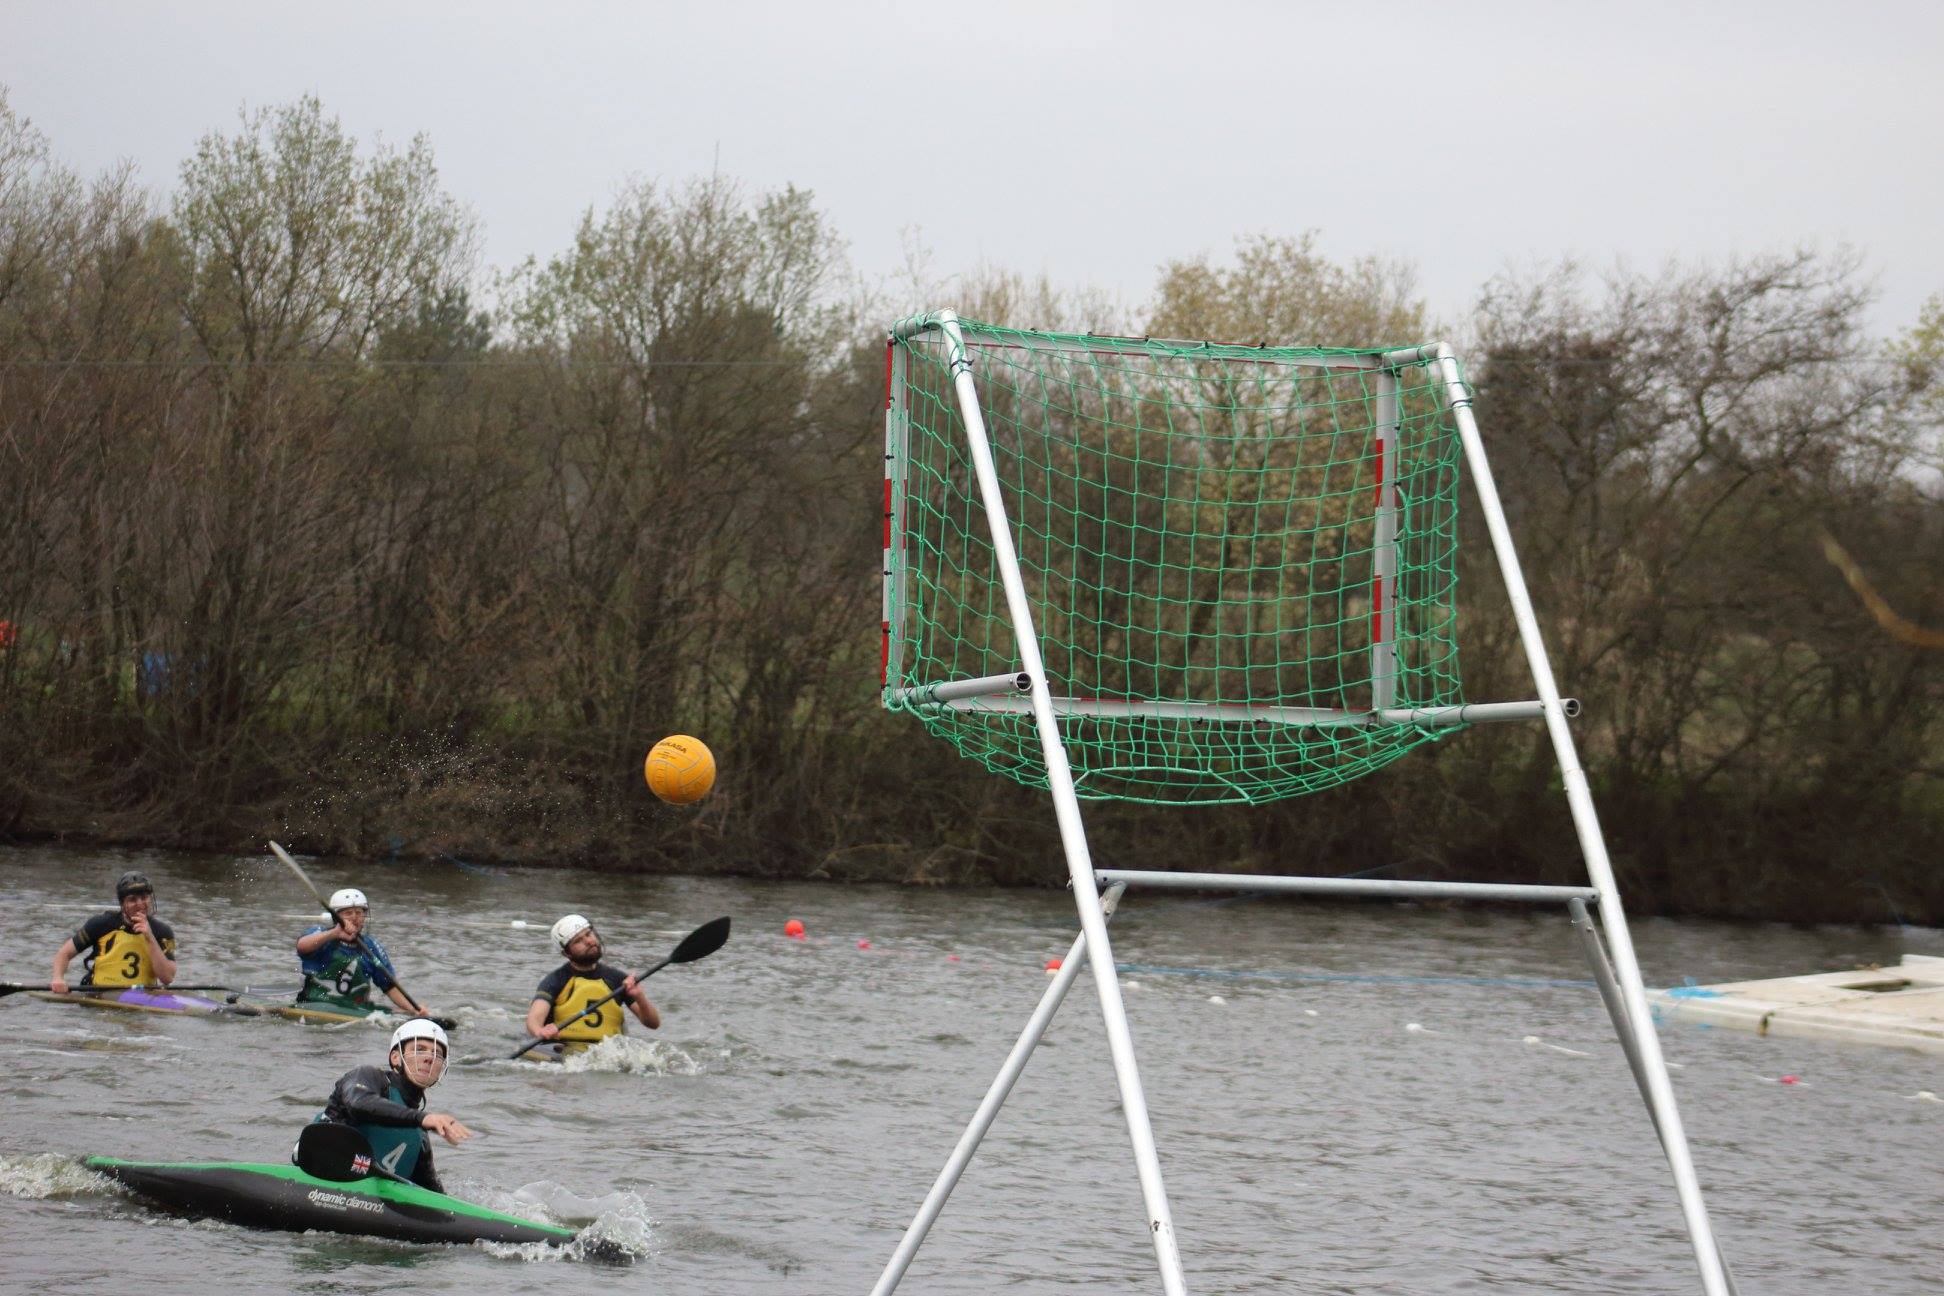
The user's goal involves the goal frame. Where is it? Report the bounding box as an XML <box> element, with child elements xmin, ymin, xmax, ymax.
<box><xmin>872</xmin><ymin>310</ymin><xmax>1738</xmax><ymax>1296</ymax></box>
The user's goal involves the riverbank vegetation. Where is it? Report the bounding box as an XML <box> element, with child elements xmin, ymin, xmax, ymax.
<box><xmin>3</xmin><ymin>91</ymin><xmax>1940</xmax><ymax>923</ymax></box>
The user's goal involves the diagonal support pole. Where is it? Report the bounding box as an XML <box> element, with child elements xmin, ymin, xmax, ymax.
<box><xmin>1425</xmin><ymin>343</ymin><xmax>1732</xmax><ymax>1296</ymax></box>
<box><xmin>920</xmin><ymin>309</ymin><xmax>1189</xmax><ymax>1294</ymax></box>
<box><xmin>1568</xmin><ymin>901</ymin><xmax>1742</xmax><ymax>1296</ymax></box>
<box><xmin>870</xmin><ymin>884</ymin><xmax>1128</xmax><ymax>1296</ymax></box>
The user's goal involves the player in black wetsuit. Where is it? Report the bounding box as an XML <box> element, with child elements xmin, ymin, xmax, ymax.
<box><xmin>307</xmin><ymin>1019</ymin><xmax>473</xmax><ymax>1190</ymax></box>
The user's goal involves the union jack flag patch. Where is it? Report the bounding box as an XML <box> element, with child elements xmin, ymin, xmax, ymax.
<box><xmin>352</xmin><ymin>1154</ymin><xmax>371</xmax><ymax>1174</ymax></box>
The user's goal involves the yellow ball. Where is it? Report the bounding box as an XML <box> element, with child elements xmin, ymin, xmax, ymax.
<box><xmin>645</xmin><ymin>735</ymin><xmax>716</xmax><ymax>805</ymax></box>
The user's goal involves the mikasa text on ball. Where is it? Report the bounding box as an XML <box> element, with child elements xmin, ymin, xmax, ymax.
<box><xmin>645</xmin><ymin>735</ymin><xmax>716</xmax><ymax>804</ymax></box>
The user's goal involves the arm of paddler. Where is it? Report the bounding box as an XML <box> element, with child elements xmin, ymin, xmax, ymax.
<box><xmin>524</xmin><ymin>996</ymin><xmax>560</xmax><ymax>1040</ymax></box>
<box><xmin>48</xmin><ymin>937</ymin><xmax>80</xmax><ymax>994</ymax></box>
<box><xmin>365</xmin><ymin>942</ymin><xmax>424</xmax><ymax>1016</ymax></box>
<box><xmin>331</xmin><ymin>1068</ymin><xmax>426</xmax><ymax>1126</ymax></box>
<box><xmin>131</xmin><ymin>914</ymin><xmax>176</xmax><ymax>984</ymax></box>
<box><xmin>296</xmin><ymin>924</ymin><xmax>350</xmax><ymax>956</ymax></box>
<box><xmin>621</xmin><ymin>973</ymin><xmax>660</xmax><ymax>1030</ymax></box>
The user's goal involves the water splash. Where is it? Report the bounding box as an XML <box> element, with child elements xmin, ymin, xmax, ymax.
<box><xmin>476</xmin><ymin>1183</ymin><xmax>654</xmax><ymax>1263</ymax></box>
<box><xmin>556</xmin><ymin>1035</ymin><xmax>710</xmax><ymax>1076</ymax></box>
<box><xmin>0</xmin><ymin>1153</ymin><xmax>112</xmax><ymax>1199</ymax></box>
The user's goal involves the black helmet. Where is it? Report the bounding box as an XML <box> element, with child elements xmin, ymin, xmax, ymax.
<box><xmin>115</xmin><ymin>872</ymin><xmax>154</xmax><ymax>899</ymax></box>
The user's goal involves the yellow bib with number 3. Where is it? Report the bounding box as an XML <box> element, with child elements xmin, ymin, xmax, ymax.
<box><xmin>91</xmin><ymin>928</ymin><xmax>162</xmax><ymax>987</ymax></box>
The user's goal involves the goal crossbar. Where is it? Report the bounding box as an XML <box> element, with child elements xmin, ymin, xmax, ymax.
<box><xmin>886</xmin><ymin>677</ymin><xmax>1578</xmax><ymax>730</ymax></box>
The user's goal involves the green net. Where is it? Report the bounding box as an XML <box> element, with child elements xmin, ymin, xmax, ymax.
<box><xmin>882</xmin><ymin>315</ymin><xmax>1468</xmax><ymax>806</ymax></box>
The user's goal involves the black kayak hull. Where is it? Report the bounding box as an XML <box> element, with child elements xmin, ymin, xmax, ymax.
<box><xmin>86</xmin><ymin>1157</ymin><xmax>576</xmax><ymax>1247</ymax></box>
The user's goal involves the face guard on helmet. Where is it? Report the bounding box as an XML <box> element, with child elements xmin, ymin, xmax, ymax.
<box><xmin>389</xmin><ymin>1018</ymin><xmax>449</xmax><ymax>1088</ymax></box>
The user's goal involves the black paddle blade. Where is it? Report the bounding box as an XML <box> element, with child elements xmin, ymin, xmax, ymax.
<box><xmin>292</xmin><ymin>1120</ymin><xmax>451</xmax><ymax>1224</ymax></box>
<box><xmin>671</xmin><ymin>916</ymin><xmax>731</xmax><ymax>964</ymax></box>
<box><xmin>295</xmin><ymin>1122</ymin><xmax>375</xmax><ymax>1182</ymax></box>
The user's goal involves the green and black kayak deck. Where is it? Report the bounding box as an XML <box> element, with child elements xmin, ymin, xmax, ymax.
<box><xmin>87</xmin><ymin>1157</ymin><xmax>577</xmax><ymax>1247</ymax></box>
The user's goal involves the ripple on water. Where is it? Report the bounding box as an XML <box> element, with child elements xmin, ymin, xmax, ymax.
<box><xmin>654</xmin><ymin>1219</ymin><xmax>804</xmax><ymax>1276</ymax></box>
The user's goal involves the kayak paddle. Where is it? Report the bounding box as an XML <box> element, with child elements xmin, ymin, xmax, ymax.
<box><xmin>270</xmin><ymin>841</ymin><xmax>434</xmax><ymax>1018</ymax></box>
<box><xmin>1</xmin><ymin>981</ymin><xmax>103</xmax><ymax>998</ymax></box>
<box><xmin>509</xmin><ymin>916</ymin><xmax>730</xmax><ymax>1060</ymax></box>
<box><xmin>0</xmin><ymin>982</ymin><xmax>292</xmax><ymax>999</ymax></box>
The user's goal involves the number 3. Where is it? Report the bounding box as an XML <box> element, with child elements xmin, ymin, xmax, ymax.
<box><xmin>123</xmin><ymin>950</ymin><xmax>141</xmax><ymax>979</ymax></box>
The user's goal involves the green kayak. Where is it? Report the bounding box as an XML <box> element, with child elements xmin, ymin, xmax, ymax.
<box><xmin>87</xmin><ymin>1156</ymin><xmax>579</xmax><ymax>1248</ymax></box>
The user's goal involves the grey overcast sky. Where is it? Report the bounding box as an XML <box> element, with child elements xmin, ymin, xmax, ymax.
<box><xmin>5</xmin><ymin>1</ymin><xmax>1941</xmax><ymax>338</ymax></box>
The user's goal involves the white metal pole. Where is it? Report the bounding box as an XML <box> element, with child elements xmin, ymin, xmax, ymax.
<box><xmin>929</xmin><ymin>310</ymin><xmax>1190</xmax><ymax>1295</ymax></box>
<box><xmin>882</xmin><ymin>339</ymin><xmax>912</xmax><ymax>695</ymax></box>
<box><xmin>1568</xmin><ymin>900</ymin><xmax>1744</xmax><ymax>1296</ymax></box>
<box><xmin>870</xmin><ymin>884</ymin><xmax>1128</xmax><ymax>1296</ymax></box>
<box><xmin>1433</xmin><ymin>345</ymin><xmax>1732</xmax><ymax>1296</ymax></box>
<box><xmin>1371</xmin><ymin>368</ymin><xmax>1401</xmax><ymax>710</ymax></box>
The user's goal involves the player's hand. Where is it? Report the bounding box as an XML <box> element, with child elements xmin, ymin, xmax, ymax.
<box><xmin>421</xmin><ymin>1113</ymin><xmax>474</xmax><ymax>1145</ymax></box>
<box><xmin>538</xmin><ymin>1023</ymin><xmax>561</xmax><ymax>1040</ymax></box>
<box><xmin>50</xmin><ymin>977</ymin><xmax>69</xmax><ymax>994</ymax></box>
<box><xmin>621</xmin><ymin>974</ymin><xmax>639</xmax><ymax>995</ymax></box>
<box><xmin>129</xmin><ymin>914</ymin><xmax>151</xmax><ymax>937</ymax></box>
<box><xmin>334</xmin><ymin>921</ymin><xmax>359</xmax><ymax>943</ymax></box>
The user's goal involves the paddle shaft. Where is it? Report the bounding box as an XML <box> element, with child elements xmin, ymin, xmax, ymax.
<box><xmin>271</xmin><ymin>841</ymin><xmax>429</xmax><ymax>1016</ymax></box>
<box><xmin>509</xmin><ymin>955</ymin><xmax>669</xmax><ymax>1060</ymax></box>
<box><xmin>1</xmin><ymin>982</ymin><xmax>295</xmax><ymax>997</ymax></box>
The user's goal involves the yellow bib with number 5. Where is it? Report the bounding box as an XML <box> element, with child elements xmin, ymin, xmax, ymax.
<box><xmin>551</xmin><ymin>974</ymin><xmax>626</xmax><ymax>1043</ymax></box>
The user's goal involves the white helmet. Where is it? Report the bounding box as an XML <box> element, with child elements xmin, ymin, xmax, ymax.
<box><xmin>551</xmin><ymin>913</ymin><xmax>594</xmax><ymax>952</ymax></box>
<box><xmin>328</xmin><ymin>887</ymin><xmax>369</xmax><ymax>912</ymax></box>
<box><xmin>389</xmin><ymin>1018</ymin><xmax>449</xmax><ymax>1058</ymax></box>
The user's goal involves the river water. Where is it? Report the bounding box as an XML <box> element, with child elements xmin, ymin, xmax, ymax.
<box><xmin>1</xmin><ymin>843</ymin><xmax>1939</xmax><ymax>1293</ymax></box>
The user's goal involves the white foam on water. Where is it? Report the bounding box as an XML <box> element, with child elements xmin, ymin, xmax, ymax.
<box><xmin>476</xmin><ymin>1182</ymin><xmax>655</xmax><ymax>1264</ymax></box>
<box><xmin>556</xmin><ymin>1035</ymin><xmax>709</xmax><ymax>1076</ymax></box>
<box><xmin>0</xmin><ymin>1153</ymin><xmax>112</xmax><ymax>1199</ymax></box>
<box><xmin>447</xmin><ymin>1002</ymin><xmax>522</xmax><ymax>1025</ymax></box>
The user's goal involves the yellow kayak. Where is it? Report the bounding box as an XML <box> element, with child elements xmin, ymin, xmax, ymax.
<box><xmin>259</xmin><ymin>1001</ymin><xmax>382</xmax><ymax>1025</ymax></box>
